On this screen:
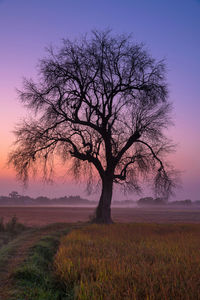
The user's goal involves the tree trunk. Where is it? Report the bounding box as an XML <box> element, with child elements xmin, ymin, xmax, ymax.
<box><xmin>94</xmin><ymin>175</ymin><xmax>114</xmax><ymax>224</ymax></box>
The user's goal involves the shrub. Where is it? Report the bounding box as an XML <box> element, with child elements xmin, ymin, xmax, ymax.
<box><xmin>0</xmin><ymin>216</ymin><xmax>26</xmax><ymax>233</ymax></box>
<box><xmin>0</xmin><ymin>217</ymin><xmax>5</xmax><ymax>232</ymax></box>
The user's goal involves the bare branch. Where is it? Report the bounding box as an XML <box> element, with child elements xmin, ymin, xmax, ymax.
<box><xmin>9</xmin><ymin>29</ymin><xmax>177</xmax><ymax>221</ymax></box>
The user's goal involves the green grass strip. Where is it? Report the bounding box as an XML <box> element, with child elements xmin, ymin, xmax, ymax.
<box><xmin>11</xmin><ymin>227</ymin><xmax>72</xmax><ymax>300</ymax></box>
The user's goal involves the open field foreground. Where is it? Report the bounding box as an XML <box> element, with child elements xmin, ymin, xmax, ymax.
<box><xmin>1</xmin><ymin>206</ymin><xmax>200</xmax><ymax>226</ymax></box>
<box><xmin>55</xmin><ymin>223</ymin><xmax>200</xmax><ymax>299</ymax></box>
<box><xmin>0</xmin><ymin>220</ymin><xmax>200</xmax><ymax>299</ymax></box>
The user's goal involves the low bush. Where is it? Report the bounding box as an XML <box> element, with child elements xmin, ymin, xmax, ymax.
<box><xmin>0</xmin><ymin>216</ymin><xmax>26</xmax><ymax>233</ymax></box>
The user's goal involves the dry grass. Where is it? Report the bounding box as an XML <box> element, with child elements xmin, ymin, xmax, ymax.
<box><xmin>54</xmin><ymin>223</ymin><xmax>200</xmax><ymax>299</ymax></box>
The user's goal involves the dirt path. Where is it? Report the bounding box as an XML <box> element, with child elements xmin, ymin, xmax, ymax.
<box><xmin>0</xmin><ymin>223</ymin><xmax>69</xmax><ymax>300</ymax></box>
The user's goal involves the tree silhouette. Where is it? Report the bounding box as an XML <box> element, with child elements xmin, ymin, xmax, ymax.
<box><xmin>9</xmin><ymin>30</ymin><xmax>176</xmax><ymax>223</ymax></box>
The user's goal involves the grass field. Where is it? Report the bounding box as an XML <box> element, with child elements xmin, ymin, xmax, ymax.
<box><xmin>54</xmin><ymin>223</ymin><xmax>200</xmax><ymax>299</ymax></box>
<box><xmin>1</xmin><ymin>208</ymin><xmax>200</xmax><ymax>299</ymax></box>
<box><xmin>1</xmin><ymin>206</ymin><xmax>200</xmax><ymax>226</ymax></box>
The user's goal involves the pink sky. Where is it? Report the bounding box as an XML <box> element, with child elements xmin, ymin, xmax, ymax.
<box><xmin>0</xmin><ymin>0</ymin><xmax>199</xmax><ymax>201</ymax></box>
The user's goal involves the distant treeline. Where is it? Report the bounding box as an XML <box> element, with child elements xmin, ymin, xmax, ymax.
<box><xmin>0</xmin><ymin>192</ymin><xmax>199</xmax><ymax>206</ymax></box>
<box><xmin>137</xmin><ymin>197</ymin><xmax>200</xmax><ymax>206</ymax></box>
<box><xmin>0</xmin><ymin>191</ymin><xmax>93</xmax><ymax>206</ymax></box>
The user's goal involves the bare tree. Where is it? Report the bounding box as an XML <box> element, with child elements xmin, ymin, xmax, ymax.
<box><xmin>9</xmin><ymin>30</ymin><xmax>177</xmax><ymax>223</ymax></box>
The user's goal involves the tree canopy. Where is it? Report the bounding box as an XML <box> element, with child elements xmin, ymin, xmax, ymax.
<box><xmin>9</xmin><ymin>30</ymin><xmax>177</xmax><ymax>223</ymax></box>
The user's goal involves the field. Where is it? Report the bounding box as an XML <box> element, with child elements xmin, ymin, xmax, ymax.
<box><xmin>0</xmin><ymin>206</ymin><xmax>200</xmax><ymax>299</ymax></box>
<box><xmin>1</xmin><ymin>205</ymin><xmax>200</xmax><ymax>226</ymax></box>
<box><xmin>55</xmin><ymin>223</ymin><xmax>200</xmax><ymax>299</ymax></box>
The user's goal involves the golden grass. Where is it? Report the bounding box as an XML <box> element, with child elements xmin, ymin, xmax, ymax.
<box><xmin>54</xmin><ymin>223</ymin><xmax>200</xmax><ymax>299</ymax></box>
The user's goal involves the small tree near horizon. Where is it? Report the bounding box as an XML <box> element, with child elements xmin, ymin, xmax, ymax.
<box><xmin>9</xmin><ymin>30</ymin><xmax>177</xmax><ymax>224</ymax></box>
<box><xmin>9</xmin><ymin>191</ymin><xmax>20</xmax><ymax>199</ymax></box>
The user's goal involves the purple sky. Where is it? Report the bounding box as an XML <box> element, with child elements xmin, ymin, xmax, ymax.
<box><xmin>0</xmin><ymin>0</ymin><xmax>199</xmax><ymax>201</ymax></box>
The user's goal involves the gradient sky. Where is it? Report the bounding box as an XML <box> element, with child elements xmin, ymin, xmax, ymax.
<box><xmin>0</xmin><ymin>0</ymin><xmax>199</xmax><ymax>200</ymax></box>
